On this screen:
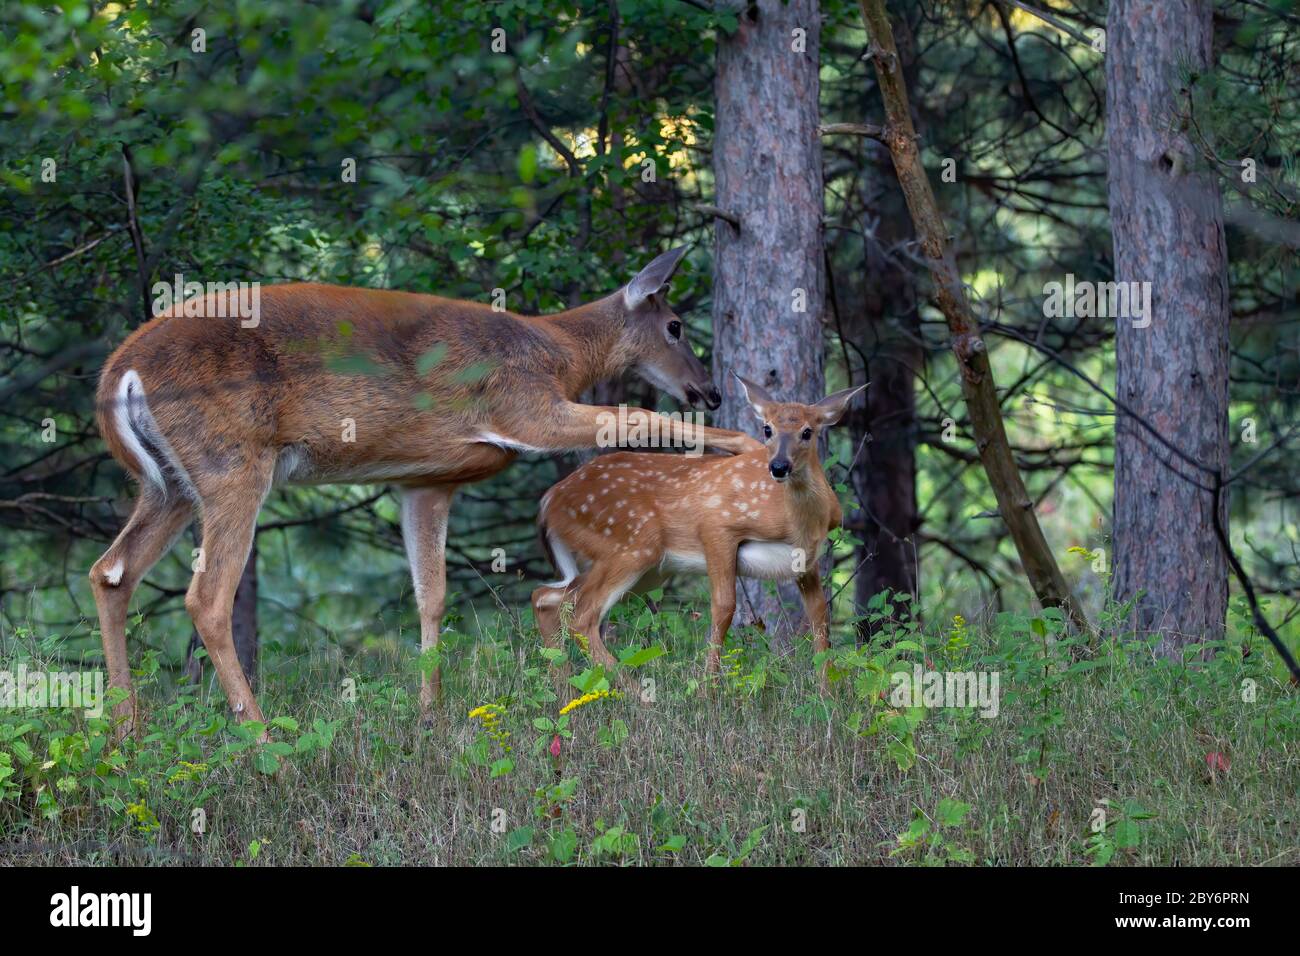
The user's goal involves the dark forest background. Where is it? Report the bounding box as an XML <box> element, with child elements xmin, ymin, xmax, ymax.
<box><xmin>2</xmin><ymin>0</ymin><xmax>1298</xmax><ymax>683</ymax></box>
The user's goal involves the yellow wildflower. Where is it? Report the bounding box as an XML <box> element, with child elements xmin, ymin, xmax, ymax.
<box><xmin>559</xmin><ymin>688</ymin><xmax>621</xmax><ymax>716</ymax></box>
<box><xmin>469</xmin><ymin>702</ymin><xmax>511</xmax><ymax>752</ymax></box>
<box><xmin>167</xmin><ymin>760</ymin><xmax>210</xmax><ymax>784</ymax></box>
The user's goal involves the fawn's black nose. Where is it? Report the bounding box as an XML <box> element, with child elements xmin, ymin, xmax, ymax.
<box><xmin>769</xmin><ymin>458</ymin><xmax>791</xmax><ymax>481</ymax></box>
<box><xmin>705</xmin><ymin>386</ymin><xmax>722</xmax><ymax>410</ymax></box>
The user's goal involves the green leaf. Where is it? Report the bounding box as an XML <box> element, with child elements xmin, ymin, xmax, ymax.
<box><xmin>505</xmin><ymin>826</ymin><xmax>534</xmax><ymax>854</ymax></box>
<box><xmin>549</xmin><ymin>827</ymin><xmax>577</xmax><ymax>863</ymax></box>
<box><xmin>254</xmin><ymin>751</ymin><xmax>279</xmax><ymax>775</ymax></box>
<box><xmin>619</xmin><ymin>644</ymin><xmax>665</xmax><ymax>668</ymax></box>
<box><xmin>1113</xmin><ymin>819</ymin><xmax>1141</xmax><ymax>849</ymax></box>
<box><xmin>517</xmin><ymin>144</ymin><xmax>538</xmax><ymax>184</ymax></box>
<box><xmin>936</xmin><ymin>798</ymin><xmax>971</xmax><ymax>828</ymax></box>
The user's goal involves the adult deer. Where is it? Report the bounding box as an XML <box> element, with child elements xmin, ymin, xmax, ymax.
<box><xmin>532</xmin><ymin>373</ymin><xmax>865</xmax><ymax>685</ymax></box>
<box><xmin>90</xmin><ymin>248</ymin><xmax>758</xmax><ymax>737</ymax></box>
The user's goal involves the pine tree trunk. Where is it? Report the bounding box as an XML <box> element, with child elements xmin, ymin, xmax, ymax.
<box><xmin>1106</xmin><ymin>0</ymin><xmax>1230</xmax><ymax>652</ymax></box>
<box><xmin>851</xmin><ymin>112</ymin><xmax>921</xmax><ymax>627</ymax></box>
<box><xmin>712</xmin><ymin>0</ymin><xmax>826</xmax><ymax>644</ymax></box>
<box><xmin>856</xmin><ymin>0</ymin><xmax>1089</xmax><ymax>635</ymax></box>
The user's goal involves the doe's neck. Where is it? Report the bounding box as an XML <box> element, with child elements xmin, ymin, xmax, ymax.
<box><xmin>545</xmin><ymin>294</ymin><xmax>633</xmax><ymax>398</ymax></box>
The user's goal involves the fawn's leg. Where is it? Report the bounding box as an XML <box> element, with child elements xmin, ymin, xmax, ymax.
<box><xmin>90</xmin><ymin>491</ymin><xmax>194</xmax><ymax>739</ymax></box>
<box><xmin>702</xmin><ymin>539</ymin><xmax>739</xmax><ymax>679</ymax></box>
<box><xmin>186</xmin><ymin>461</ymin><xmax>273</xmax><ymax>730</ymax></box>
<box><xmin>531</xmin><ymin>584</ymin><xmax>566</xmax><ymax>651</ymax></box>
<box><xmin>565</xmin><ymin>559</ymin><xmax>654</xmax><ymax>701</ymax></box>
<box><xmin>796</xmin><ymin>571</ymin><xmax>832</xmax><ymax>690</ymax></box>
<box><xmin>401</xmin><ymin>484</ymin><xmax>455</xmax><ymax>715</ymax></box>
<box><xmin>533</xmin><ymin>581</ymin><xmax>580</xmax><ymax>699</ymax></box>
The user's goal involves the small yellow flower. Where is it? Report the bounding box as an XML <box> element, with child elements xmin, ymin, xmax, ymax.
<box><xmin>469</xmin><ymin>702</ymin><xmax>511</xmax><ymax>753</ymax></box>
<box><xmin>167</xmin><ymin>760</ymin><xmax>210</xmax><ymax>783</ymax></box>
<box><xmin>559</xmin><ymin>688</ymin><xmax>621</xmax><ymax>716</ymax></box>
<box><xmin>125</xmin><ymin>800</ymin><xmax>160</xmax><ymax>833</ymax></box>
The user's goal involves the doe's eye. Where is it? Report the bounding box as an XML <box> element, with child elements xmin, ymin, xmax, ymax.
<box><xmin>763</xmin><ymin>424</ymin><xmax>773</xmax><ymax>439</ymax></box>
<box><xmin>801</xmin><ymin>428</ymin><xmax>813</xmax><ymax>442</ymax></box>
<box><xmin>667</xmin><ymin>320</ymin><xmax>682</xmax><ymax>340</ymax></box>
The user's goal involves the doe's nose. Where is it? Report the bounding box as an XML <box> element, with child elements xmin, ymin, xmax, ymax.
<box><xmin>705</xmin><ymin>386</ymin><xmax>722</xmax><ymax>410</ymax></box>
<box><xmin>769</xmin><ymin>458</ymin><xmax>791</xmax><ymax>480</ymax></box>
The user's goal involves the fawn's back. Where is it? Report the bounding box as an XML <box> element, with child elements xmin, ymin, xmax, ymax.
<box><xmin>540</xmin><ymin>448</ymin><xmax>838</xmax><ymax>582</ymax></box>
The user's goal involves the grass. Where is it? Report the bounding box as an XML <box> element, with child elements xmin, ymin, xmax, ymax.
<box><xmin>1</xmin><ymin>592</ymin><xmax>1297</xmax><ymax>866</ymax></box>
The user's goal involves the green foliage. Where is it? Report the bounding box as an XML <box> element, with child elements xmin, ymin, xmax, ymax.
<box><xmin>1083</xmin><ymin>798</ymin><xmax>1156</xmax><ymax>867</ymax></box>
<box><xmin>0</xmin><ymin>648</ymin><xmax>340</xmax><ymax>842</ymax></box>
<box><xmin>889</xmin><ymin>799</ymin><xmax>975</xmax><ymax>866</ymax></box>
<box><xmin>3</xmin><ymin>591</ymin><xmax>1295</xmax><ymax>865</ymax></box>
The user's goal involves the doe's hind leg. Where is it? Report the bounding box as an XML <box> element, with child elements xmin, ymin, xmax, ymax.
<box><xmin>90</xmin><ymin>491</ymin><xmax>194</xmax><ymax>740</ymax></box>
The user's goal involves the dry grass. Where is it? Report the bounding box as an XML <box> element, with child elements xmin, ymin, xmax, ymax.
<box><xmin>2</xmin><ymin>600</ymin><xmax>1297</xmax><ymax>866</ymax></box>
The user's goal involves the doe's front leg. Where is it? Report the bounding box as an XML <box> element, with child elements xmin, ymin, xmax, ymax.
<box><xmin>401</xmin><ymin>485</ymin><xmax>456</xmax><ymax>717</ymax></box>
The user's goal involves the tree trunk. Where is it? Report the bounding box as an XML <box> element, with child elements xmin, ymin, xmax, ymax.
<box><xmin>712</xmin><ymin>0</ymin><xmax>826</xmax><ymax>643</ymax></box>
<box><xmin>1106</xmin><ymin>0</ymin><xmax>1230</xmax><ymax>652</ymax></box>
<box><xmin>851</xmin><ymin>66</ymin><xmax>922</xmax><ymax>627</ymax></box>
<box><xmin>184</xmin><ymin>539</ymin><xmax>258</xmax><ymax>687</ymax></box>
<box><xmin>855</xmin><ymin>0</ymin><xmax>1089</xmax><ymax>635</ymax></box>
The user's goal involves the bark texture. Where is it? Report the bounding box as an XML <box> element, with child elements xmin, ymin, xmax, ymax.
<box><xmin>712</xmin><ymin>0</ymin><xmax>826</xmax><ymax>640</ymax></box>
<box><xmin>1106</xmin><ymin>0</ymin><xmax>1230</xmax><ymax>650</ymax></box>
<box><xmin>857</xmin><ymin>0</ymin><xmax>1089</xmax><ymax>634</ymax></box>
<box><xmin>851</xmin><ymin>46</ymin><xmax>922</xmax><ymax>622</ymax></box>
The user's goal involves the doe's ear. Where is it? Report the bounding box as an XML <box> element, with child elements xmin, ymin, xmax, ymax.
<box><xmin>731</xmin><ymin>370</ymin><xmax>775</xmax><ymax>422</ymax></box>
<box><xmin>814</xmin><ymin>383</ymin><xmax>867</xmax><ymax>427</ymax></box>
<box><xmin>624</xmin><ymin>246</ymin><xmax>688</xmax><ymax>310</ymax></box>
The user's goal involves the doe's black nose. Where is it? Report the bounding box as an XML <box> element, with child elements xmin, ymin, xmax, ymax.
<box><xmin>769</xmin><ymin>458</ymin><xmax>791</xmax><ymax>480</ymax></box>
<box><xmin>705</xmin><ymin>386</ymin><xmax>722</xmax><ymax>410</ymax></box>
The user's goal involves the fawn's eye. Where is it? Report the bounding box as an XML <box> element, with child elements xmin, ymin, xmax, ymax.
<box><xmin>763</xmin><ymin>424</ymin><xmax>773</xmax><ymax>439</ymax></box>
<box><xmin>667</xmin><ymin>320</ymin><xmax>682</xmax><ymax>340</ymax></box>
<box><xmin>801</xmin><ymin>428</ymin><xmax>813</xmax><ymax>442</ymax></box>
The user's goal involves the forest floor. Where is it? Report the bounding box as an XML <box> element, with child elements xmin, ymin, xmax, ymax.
<box><xmin>1</xmin><ymin>594</ymin><xmax>1297</xmax><ymax>866</ymax></box>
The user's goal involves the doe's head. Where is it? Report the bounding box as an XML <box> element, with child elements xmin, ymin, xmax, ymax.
<box><xmin>619</xmin><ymin>247</ymin><xmax>722</xmax><ymax>410</ymax></box>
<box><xmin>732</xmin><ymin>372</ymin><xmax>866</xmax><ymax>483</ymax></box>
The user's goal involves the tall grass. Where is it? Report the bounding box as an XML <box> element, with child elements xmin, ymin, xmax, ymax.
<box><xmin>1</xmin><ymin>592</ymin><xmax>1296</xmax><ymax>866</ymax></box>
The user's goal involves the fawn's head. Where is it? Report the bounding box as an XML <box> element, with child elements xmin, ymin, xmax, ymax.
<box><xmin>733</xmin><ymin>373</ymin><xmax>866</xmax><ymax>483</ymax></box>
<box><xmin>618</xmin><ymin>247</ymin><xmax>722</xmax><ymax>410</ymax></box>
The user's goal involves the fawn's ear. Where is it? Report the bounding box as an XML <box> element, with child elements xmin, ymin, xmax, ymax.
<box><xmin>624</xmin><ymin>247</ymin><xmax>688</xmax><ymax>310</ymax></box>
<box><xmin>814</xmin><ymin>383</ymin><xmax>867</xmax><ymax>426</ymax></box>
<box><xmin>731</xmin><ymin>371</ymin><xmax>775</xmax><ymax>422</ymax></box>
